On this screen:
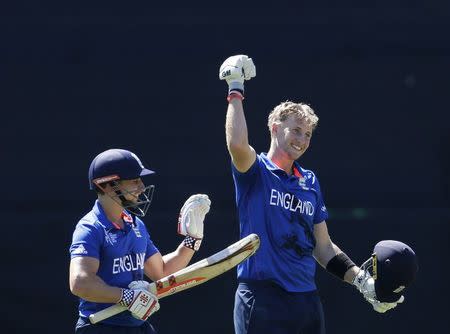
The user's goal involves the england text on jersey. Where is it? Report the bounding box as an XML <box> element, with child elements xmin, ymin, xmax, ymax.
<box><xmin>269</xmin><ymin>189</ymin><xmax>314</xmax><ymax>216</ymax></box>
<box><xmin>112</xmin><ymin>252</ymin><xmax>145</xmax><ymax>274</ymax></box>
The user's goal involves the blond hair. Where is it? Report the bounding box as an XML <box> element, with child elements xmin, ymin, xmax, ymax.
<box><xmin>267</xmin><ymin>101</ymin><xmax>319</xmax><ymax>135</ymax></box>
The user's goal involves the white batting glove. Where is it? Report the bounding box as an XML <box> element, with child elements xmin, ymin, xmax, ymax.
<box><xmin>119</xmin><ymin>288</ymin><xmax>160</xmax><ymax>321</ymax></box>
<box><xmin>128</xmin><ymin>280</ymin><xmax>152</xmax><ymax>291</ymax></box>
<box><xmin>219</xmin><ymin>55</ymin><xmax>256</xmax><ymax>94</ymax></box>
<box><xmin>177</xmin><ymin>194</ymin><xmax>211</xmax><ymax>239</ymax></box>
<box><xmin>353</xmin><ymin>270</ymin><xmax>404</xmax><ymax>313</ymax></box>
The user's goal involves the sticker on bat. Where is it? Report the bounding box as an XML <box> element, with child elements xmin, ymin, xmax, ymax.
<box><xmin>156</xmin><ymin>281</ymin><xmax>163</xmax><ymax>291</ymax></box>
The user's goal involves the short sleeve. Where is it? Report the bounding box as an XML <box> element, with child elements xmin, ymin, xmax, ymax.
<box><xmin>145</xmin><ymin>231</ymin><xmax>159</xmax><ymax>261</ymax></box>
<box><xmin>312</xmin><ymin>177</ymin><xmax>329</xmax><ymax>224</ymax></box>
<box><xmin>69</xmin><ymin>221</ymin><xmax>102</xmax><ymax>259</ymax></box>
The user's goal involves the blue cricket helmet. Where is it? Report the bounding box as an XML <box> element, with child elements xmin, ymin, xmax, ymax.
<box><xmin>371</xmin><ymin>240</ymin><xmax>419</xmax><ymax>302</ymax></box>
<box><xmin>88</xmin><ymin>149</ymin><xmax>155</xmax><ymax>217</ymax></box>
<box><xmin>88</xmin><ymin>149</ymin><xmax>154</xmax><ymax>190</ymax></box>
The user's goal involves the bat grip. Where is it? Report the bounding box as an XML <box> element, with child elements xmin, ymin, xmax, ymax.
<box><xmin>89</xmin><ymin>304</ymin><xmax>126</xmax><ymax>324</ymax></box>
<box><xmin>88</xmin><ymin>283</ymin><xmax>157</xmax><ymax>324</ymax></box>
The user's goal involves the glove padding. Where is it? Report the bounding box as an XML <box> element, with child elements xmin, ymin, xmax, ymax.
<box><xmin>219</xmin><ymin>55</ymin><xmax>256</xmax><ymax>93</ymax></box>
<box><xmin>178</xmin><ymin>194</ymin><xmax>211</xmax><ymax>239</ymax></box>
<box><xmin>128</xmin><ymin>280</ymin><xmax>153</xmax><ymax>292</ymax></box>
<box><xmin>119</xmin><ymin>287</ymin><xmax>160</xmax><ymax>321</ymax></box>
<box><xmin>353</xmin><ymin>269</ymin><xmax>404</xmax><ymax>313</ymax></box>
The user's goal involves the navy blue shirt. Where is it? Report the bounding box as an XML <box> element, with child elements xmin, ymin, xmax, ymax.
<box><xmin>69</xmin><ymin>200</ymin><xmax>159</xmax><ymax>326</ymax></box>
<box><xmin>232</xmin><ymin>153</ymin><xmax>329</xmax><ymax>292</ymax></box>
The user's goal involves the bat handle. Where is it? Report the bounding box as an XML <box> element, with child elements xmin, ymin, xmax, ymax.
<box><xmin>88</xmin><ymin>283</ymin><xmax>157</xmax><ymax>324</ymax></box>
<box><xmin>89</xmin><ymin>304</ymin><xmax>126</xmax><ymax>324</ymax></box>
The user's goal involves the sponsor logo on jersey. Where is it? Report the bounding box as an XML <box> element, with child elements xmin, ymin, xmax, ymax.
<box><xmin>72</xmin><ymin>244</ymin><xmax>88</xmax><ymax>255</ymax></box>
<box><xmin>269</xmin><ymin>189</ymin><xmax>314</xmax><ymax>216</ymax></box>
<box><xmin>298</xmin><ymin>177</ymin><xmax>307</xmax><ymax>188</ymax></box>
<box><xmin>112</xmin><ymin>252</ymin><xmax>145</xmax><ymax>274</ymax></box>
<box><xmin>132</xmin><ymin>225</ymin><xmax>142</xmax><ymax>238</ymax></box>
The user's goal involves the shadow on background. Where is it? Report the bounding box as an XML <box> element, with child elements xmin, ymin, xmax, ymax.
<box><xmin>1</xmin><ymin>1</ymin><xmax>449</xmax><ymax>333</ymax></box>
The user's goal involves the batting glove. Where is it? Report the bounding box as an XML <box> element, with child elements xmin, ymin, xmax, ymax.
<box><xmin>219</xmin><ymin>55</ymin><xmax>256</xmax><ymax>95</ymax></box>
<box><xmin>353</xmin><ymin>269</ymin><xmax>404</xmax><ymax>313</ymax></box>
<box><xmin>128</xmin><ymin>280</ymin><xmax>152</xmax><ymax>292</ymax></box>
<box><xmin>119</xmin><ymin>288</ymin><xmax>160</xmax><ymax>321</ymax></box>
<box><xmin>178</xmin><ymin>194</ymin><xmax>211</xmax><ymax>240</ymax></box>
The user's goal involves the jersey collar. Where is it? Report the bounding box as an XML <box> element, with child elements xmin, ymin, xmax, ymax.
<box><xmin>260</xmin><ymin>153</ymin><xmax>303</xmax><ymax>178</ymax></box>
<box><xmin>93</xmin><ymin>200</ymin><xmax>134</xmax><ymax>231</ymax></box>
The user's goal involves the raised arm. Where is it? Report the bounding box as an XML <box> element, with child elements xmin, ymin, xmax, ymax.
<box><xmin>220</xmin><ymin>55</ymin><xmax>257</xmax><ymax>172</ymax></box>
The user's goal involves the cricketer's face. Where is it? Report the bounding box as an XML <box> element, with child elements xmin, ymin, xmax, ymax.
<box><xmin>118</xmin><ymin>178</ymin><xmax>145</xmax><ymax>203</ymax></box>
<box><xmin>274</xmin><ymin>115</ymin><xmax>312</xmax><ymax>160</ymax></box>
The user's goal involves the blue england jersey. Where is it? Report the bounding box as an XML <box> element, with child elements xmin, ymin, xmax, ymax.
<box><xmin>69</xmin><ymin>200</ymin><xmax>159</xmax><ymax>326</ymax></box>
<box><xmin>232</xmin><ymin>153</ymin><xmax>329</xmax><ymax>292</ymax></box>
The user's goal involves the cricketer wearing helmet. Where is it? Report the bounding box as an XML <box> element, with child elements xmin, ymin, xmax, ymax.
<box><xmin>69</xmin><ymin>149</ymin><xmax>211</xmax><ymax>334</ymax></box>
<box><xmin>219</xmin><ymin>55</ymin><xmax>418</xmax><ymax>334</ymax></box>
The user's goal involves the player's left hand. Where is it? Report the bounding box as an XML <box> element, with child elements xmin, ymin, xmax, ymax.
<box><xmin>370</xmin><ymin>296</ymin><xmax>404</xmax><ymax>313</ymax></box>
<box><xmin>353</xmin><ymin>269</ymin><xmax>404</xmax><ymax>313</ymax></box>
<box><xmin>178</xmin><ymin>194</ymin><xmax>211</xmax><ymax>239</ymax></box>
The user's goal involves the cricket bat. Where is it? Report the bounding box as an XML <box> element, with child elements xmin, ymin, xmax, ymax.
<box><xmin>89</xmin><ymin>233</ymin><xmax>260</xmax><ymax>324</ymax></box>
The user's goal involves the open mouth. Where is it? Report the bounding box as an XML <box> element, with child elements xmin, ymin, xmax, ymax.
<box><xmin>291</xmin><ymin>144</ymin><xmax>302</xmax><ymax>152</ymax></box>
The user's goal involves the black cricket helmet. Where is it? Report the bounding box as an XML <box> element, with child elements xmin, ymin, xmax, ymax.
<box><xmin>361</xmin><ymin>240</ymin><xmax>418</xmax><ymax>302</ymax></box>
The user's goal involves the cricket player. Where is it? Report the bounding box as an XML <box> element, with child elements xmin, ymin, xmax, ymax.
<box><xmin>69</xmin><ymin>148</ymin><xmax>210</xmax><ymax>333</ymax></box>
<box><xmin>219</xmin><ymin>55</ymin><xmax>411</xmax><ymax>334</ymax></box>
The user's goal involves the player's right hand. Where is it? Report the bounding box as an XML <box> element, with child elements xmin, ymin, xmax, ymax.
<box><xmin>369</xmin><ymin>295</ymin><xmax>404</xmax><ymax>313</ymax></box>
<box><xmin>353</xmin><ymin>269</ymin><xmax>404</xmax><ymax>313</ymax></box>
<box><xmin>219</xmin><ymin>55</ymin><xmax>256</xmax><ymax>93</ymax></box>
<box><xmin>128</xmin><ymin>280</ymin><xmax>152</xmax><ymax>291</ymax></box>
<box><xmin>119</xmin><ymin>288</ymin><xmax>160</xmax><ymax>321</ymax></box>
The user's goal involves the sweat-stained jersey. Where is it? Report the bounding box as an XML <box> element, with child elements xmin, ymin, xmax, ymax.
<box><xmin>69</xmin><ymin>200</ymin><xmax>159</xmax><ymax>327</ymax></box>
<box><xmin>232</xmin><ymin>153</ymin><xmax>329</xmax><ymax>292</ymax></box>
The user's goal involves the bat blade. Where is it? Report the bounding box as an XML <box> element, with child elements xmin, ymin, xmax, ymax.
<box><xmin>89</xmin><ymin>233</ymin><xmax>260</xmax><ymax>324</ymax></box>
